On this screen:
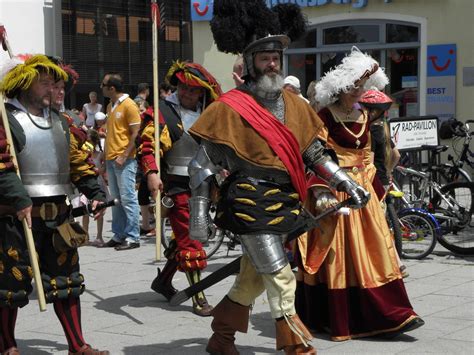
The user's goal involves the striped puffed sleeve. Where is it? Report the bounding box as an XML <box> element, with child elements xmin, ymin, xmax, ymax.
<box><xmin>137</xmin><ymin>108</ymin><xmax>172</xmax><ymax>175</ymax></box>
<box><xmin>0</xmin><ymin>117</ymin><xmax>32</xmax><ymax>211</ymax></box>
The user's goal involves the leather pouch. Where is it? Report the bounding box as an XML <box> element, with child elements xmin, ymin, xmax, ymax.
<box><xmin>53</xmin><ymin>222</ymin><xmax>89</xmax><ymax>252</ymax></box>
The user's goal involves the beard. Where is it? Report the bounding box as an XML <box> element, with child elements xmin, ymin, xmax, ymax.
<box><xmin>254</xmin><ymin>68</ymin><xmax>284</xmax><ymax>96</ymax></box>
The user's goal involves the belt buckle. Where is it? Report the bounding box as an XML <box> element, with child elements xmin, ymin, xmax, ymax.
<box><xmin>39</xmin><ymin>202</ymin><xmax>58</xmax><ymax>221</ymax></box>
<box><xmin>351</xmin><ymin>166</ymin><xmax>359</xmax><ymax>175</ymax></box>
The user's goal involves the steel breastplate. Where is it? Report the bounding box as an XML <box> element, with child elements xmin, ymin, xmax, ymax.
<box><xmin>13</xmin><ymin>110</ymin><xmax>73</xmax><ymax>197</ymax></box>
<box><xmin>164</xmin><ymin>132</ymin><xmax>199</xmax><ymax>176</ymax></box>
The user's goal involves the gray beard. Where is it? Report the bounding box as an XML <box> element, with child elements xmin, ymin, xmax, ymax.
<box><xmin>254</xmin><ymin>74</ymin><xmax>284</xmax><ymax>99</ymax></box>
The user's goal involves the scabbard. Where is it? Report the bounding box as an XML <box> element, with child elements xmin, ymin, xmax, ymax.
<box><xmin>169</xmin><ymin>198</ymin><xmax>352</xmax><ymax>306</ymax></box>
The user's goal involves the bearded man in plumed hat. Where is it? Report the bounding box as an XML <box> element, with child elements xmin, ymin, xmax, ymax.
<box><xmin>186</xmin><ymin>1</ymin><xmax>371</xmax><ymax>354</ymax></box>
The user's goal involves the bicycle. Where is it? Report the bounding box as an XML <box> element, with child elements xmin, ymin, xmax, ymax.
<box><xmin>394</xmin><ymin>164</ymin><xmax>474</xmax><ymax>255</ymax></box>
<box><xmin>436</xmin><ymin>118</ymin><xmax>474</xmax><ymax>183</ymax></box>
<box><xmin>385</xmin><ymin>188</ymin><xmax>441</xmax><ymax>259</ymax></box>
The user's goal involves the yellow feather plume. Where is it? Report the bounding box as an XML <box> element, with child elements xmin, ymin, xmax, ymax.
<box><xmin>0</xmin><ymin>54</ymin><xmax>67</xmax><ymax>95</ymax></box>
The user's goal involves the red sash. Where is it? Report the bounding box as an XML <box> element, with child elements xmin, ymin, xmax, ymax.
<box><xmin>218</xmin><ymin>89</ymin><xmax>307</xmax><ymax>202</ymax></box>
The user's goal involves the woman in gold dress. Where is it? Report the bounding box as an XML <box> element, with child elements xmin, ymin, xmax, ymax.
<box><xmin>295</xmin><ymin>47</ymin><xmax>424</xmax><ymax>341</ymax></box>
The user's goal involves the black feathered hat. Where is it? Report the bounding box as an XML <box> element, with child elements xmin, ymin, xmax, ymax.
<box><xmin>210</xmin><ymin>0</ymin><xmax>307</xmax><ymax>78</ymax></box>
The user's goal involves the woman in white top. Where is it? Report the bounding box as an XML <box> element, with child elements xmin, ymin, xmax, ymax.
<box><xmin>82</xmin><ymin>91</ymin><xmax>102</xmax><ymax>128</ymax></box>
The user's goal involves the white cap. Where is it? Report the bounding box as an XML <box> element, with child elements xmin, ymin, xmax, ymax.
<box><xmin>283</xmin><ymin>75</ymin><xmax>301</xmax><ymax>90</ymax></box>
<box><xmin>94</xmin><ymin>112</ymin><xmax>106</xmax><ymax>121</ymax></box>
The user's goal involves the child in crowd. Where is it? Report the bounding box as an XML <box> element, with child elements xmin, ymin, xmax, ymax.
<box><xmin>87</xmin><ymin>129</ymin><xmax>110</xmax><ymax>246</ymax></box>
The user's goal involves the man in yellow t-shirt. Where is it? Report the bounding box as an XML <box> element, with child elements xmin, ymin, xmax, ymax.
<box><xmin>101</xmin><ymin>72</ymin><xmax>141</xmax><ymax>250</ymax></box>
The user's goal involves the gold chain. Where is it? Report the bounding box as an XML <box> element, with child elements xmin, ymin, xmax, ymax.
<box><xmin>330</xmin><ymin>106</ymin><xmax>367</xmax><ymax>148</ymax></box>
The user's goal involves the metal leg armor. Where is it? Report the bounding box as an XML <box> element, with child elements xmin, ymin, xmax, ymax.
<box><xmin>239</xmin><ymin>233</ymin><xmax>288</xmax><ymax>274</ymax></box>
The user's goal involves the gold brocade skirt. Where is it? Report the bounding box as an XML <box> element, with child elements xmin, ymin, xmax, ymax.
<box><xmin>297</xmin><ymin>164</ymin><xmax>401</xmax><ymax>287</ymax></box>
<box><xmin>295</xmin><ymin>164</ymin><xmax>417</xmax><ymax>340</ymax></box>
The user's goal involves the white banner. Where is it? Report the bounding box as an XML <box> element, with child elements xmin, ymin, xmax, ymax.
<box><xmin>389</xmin><ymin>116</ymin><xmax>439</xmax><ymax>151</ymax></box>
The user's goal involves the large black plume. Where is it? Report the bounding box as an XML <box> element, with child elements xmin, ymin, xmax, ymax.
<box><xmin>210</xmin><ymin>0</ymin><xmax>305</xmax><ymax>54</ymax></box>
<box><xmin>271</xmin><ymin>4</ymin><xmax>307</xmax><ymax>41</ymax></box>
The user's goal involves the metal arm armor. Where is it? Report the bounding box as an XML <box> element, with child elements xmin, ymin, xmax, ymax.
<box><xmin>188</xmin><ymin>145</ymin><xmax>219</xmax><ymax>242</ymax></box>
<box><xmin>188</xmin><ymin>145</ymin><xmax>219</xmax><ymax>190</ymax></box>
<box><xmin>304</xmin><ymin>139</ymin><xmax>370</xmax><ymax>209</ymax></box>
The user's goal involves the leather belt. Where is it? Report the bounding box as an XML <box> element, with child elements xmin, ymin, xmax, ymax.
<box><xmin>31</xmin><ymin>202</ymin><xmax>69</xmax><ymax>219</ymax></box>
<box><xmin>0</xmin><ymin>203</ymin><xmax>69</xmax><ymax>220</ymax></box>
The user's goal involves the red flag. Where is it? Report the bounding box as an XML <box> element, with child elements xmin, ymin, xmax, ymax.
<box><xmin>151</xmin><ymin>2</ymin><xmax>160</xmax><ymax>25</ymax></box>
<box><xmin>0</xmin><ymin>25</ymin><xmax>7</xmax><ymax>51</ymax></box>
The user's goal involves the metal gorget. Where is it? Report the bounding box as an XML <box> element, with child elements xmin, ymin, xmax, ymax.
<box><xmin>13</xmin><ymin>110</ymin><xmax>73</xmax><ymax>197</ymax></box>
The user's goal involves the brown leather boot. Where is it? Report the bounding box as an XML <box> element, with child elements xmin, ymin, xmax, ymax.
<box><xmin>185</xmin><ymin>270</ymin><xmax>214</xmax><ymax>317</ymax></box>
<box><xmin>68</xmin><ymin>344</ymin><xmax>110</xmax><ymax>355</ymax></box>
<box><xmin>276</xmin><ymin>314</ymin><xmax>316</xmax><ymax>355</ymax></box>
<box><xmin>206</xmin><ymin>296</ymin><xmax>250</xmax><ymax>355</ymax></box>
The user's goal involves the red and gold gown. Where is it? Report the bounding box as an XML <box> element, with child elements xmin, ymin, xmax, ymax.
<box><xmin>295</xmin><ymin>105</ymin><xmax>420</xmax><ymax>341</ymax></box>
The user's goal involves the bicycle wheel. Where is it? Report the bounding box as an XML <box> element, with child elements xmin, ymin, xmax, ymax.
<box><xmin>160</xmin><ymin>217</ymin><xmax>226</xmax><ymax>259</ymax></box>
<box><xmin>431</xmin><ymin>182</ymin><xmax>474</xmax><ymax>254</ymax></box>
<box><xmin>160</xmin><ymin>217</ymin><xmax>173</xmax><ymax>249</ymax></box>
<box><xmin>203</xmin><ymin>228</ymin><xmax>226</xmax><ymax>259</ymax></box>
<box><xmin>398</xmin><ymin>209</ymin><xmax>438</xmax><ymax>259</ymax></box>
<box><xmin>386</xmin><ymin>201</ymin><xmax>403</xmax><ymax>256</ymax></box>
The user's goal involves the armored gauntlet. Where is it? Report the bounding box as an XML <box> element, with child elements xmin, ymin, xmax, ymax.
<box><xmin>311</xmin><ymin>159</ymin><xmax>370</xmax><ymax>209</ymax></box>
<box><xmin>189</xmin><ymin>196</ymin><xmax>214</xmax><ymax>243</ymax></box>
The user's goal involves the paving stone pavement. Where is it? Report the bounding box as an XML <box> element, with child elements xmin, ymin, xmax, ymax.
<box><xmin>15</xmin><ymin>210</ymin><xmax>474</xmax><ymax>354</ymax></box>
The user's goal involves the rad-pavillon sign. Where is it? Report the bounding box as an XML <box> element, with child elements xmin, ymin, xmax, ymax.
<box><xmin>191</xmin><ymin>0</ymin><xmax>393</xmax><ymax>21</ymax></box>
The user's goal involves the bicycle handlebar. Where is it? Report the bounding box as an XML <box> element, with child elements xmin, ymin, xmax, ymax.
<box><xmin>396</xmin><ymin>165</ymin><xmax>428</xmax><ymax>179</ymax></box>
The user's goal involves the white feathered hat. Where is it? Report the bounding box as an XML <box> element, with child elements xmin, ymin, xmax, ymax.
<box><xmin>315</xmin><ymin>47</ymin><xmax>389</xmax><ymax>108</ymax></box>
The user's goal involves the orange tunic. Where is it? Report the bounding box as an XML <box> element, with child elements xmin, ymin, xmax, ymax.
<box><xmin>189</xmin><ymin>90</ymin><xmax>324</xmax><ymax>172</ymax></box>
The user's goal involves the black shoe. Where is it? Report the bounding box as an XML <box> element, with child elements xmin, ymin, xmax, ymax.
<box><xmin>379</xmin><ymin>317</ymin><xmax>425</xmax><ymax>339</ymax></box>
<box><xmin>114</xmin><ymin>241</ymin><xmax>140</xmax><ymax>251</ymax></box>
<box><xmin>151</xmin><ymin>268</ymin><xmax>178</xmax><ymax>301</ymax></box>
<box><xmin>400</xmin><ymin>317</ymin><xmax>425</xmax><ymax>333</ymax></box>
<box><xmin>140</xmin><ymin>227</ymin><xmax>153</xmax><ymax>235</ymax></box>
<box><xmin>99</xmin><ymin>239</ymin><xmax>122</xmax><ymax>248</ymax></box>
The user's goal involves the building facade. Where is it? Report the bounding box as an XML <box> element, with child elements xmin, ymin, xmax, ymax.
<box><xmin>192</xmin><ymin>0</ymin><xmax>474</xmax><ymax>122</ymax></box>
<box><xmin>0</xmin><ymin>0</ymin><xmax>192</xmax><ymax>110</ymax></box>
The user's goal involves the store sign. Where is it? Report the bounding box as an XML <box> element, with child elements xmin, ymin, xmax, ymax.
<box><xmin>426</xmin><ymin>44</ymin><xmax>456</xmax><ymax>121</ymax></box>
<box><xmin>191</xmin><ymin>0</ymin><xmax>393</xmax><ymax>21</ymax></box>
<box><xmin>389</xmin><ymin>116</ymin><xmax>439</xmax><ymax>151</ymax></box>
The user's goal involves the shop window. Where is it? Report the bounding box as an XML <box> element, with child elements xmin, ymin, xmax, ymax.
<box><xmin>386</xmin><ymin>24</ymin><xmax>419</xmax><ymax>43</ymax></box>
<box><xmin>323</xmin><ymin>25</ymin><xmax>379</xmax><ymax>45</ymax></box>
<box><xmin>287</xmin><ymin>53</ymin><xmax>316</xmax><ymax>96</ymax></box>
<box><xmin>386</xmin><ymin>48</ymin><xmax>419</xmax><ymax>117</ymax></box>
<box><xmin>76</xmin><ymin>13</ymin><xmax>95</xmax><ymax>35</ymax></box>
<box><xmin>321</xmin><ymin>50</ymin><xmax>381</xmax><ymax>76</ymax></box>
<box><xmin>289</xmin><ymin>29</ymin><xmax>316</xmax><ymax>49</ymax></box>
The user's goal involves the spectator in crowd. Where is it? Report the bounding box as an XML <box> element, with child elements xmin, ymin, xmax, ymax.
<box><xmin>100</xmin><ymin>72</ymin><xmax>142</xmax><ymax>250</ymax></box>
<box><xmin>87</xmin><ymin>129</ymin><xmax>109</xmax><ymax>246</ymax></box>
<box><xmin>283</xmin><ymin>75</ymin><xmax>309</xmax><ymax>103</ymax></box>
<box><xmin>306</xmin><ymin>80</ymin><xmax>320</xmax><ymax>113</ymax></box>
<box><xmin>232</xmin><ymin>55</ymin><xmax>245</xmax><ymax>87</ymax></box>
<box><xmin>94</xmin><ymin>111</ymin><xmax>107</xmax><ymax>139</ymax></box>
<box><xmin>135</xmin><ymin>82</ymin><xmax>150</xmax><ymax>103</ymax></box>
<box><xmin>159</xmin><ymin>82</ymin><xmax>173</xmax><ymax>99</ymax></box>
<box><xmin>82</xmin><ymin>91</ymin><xmax>102</xmax><ymax>128</ymax></box>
